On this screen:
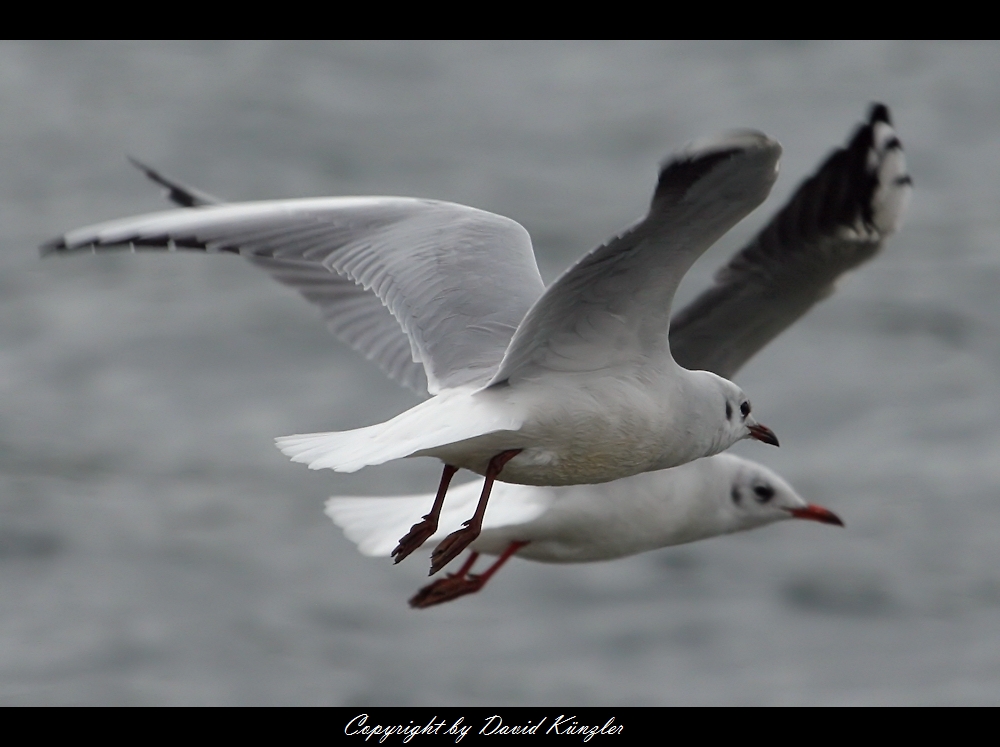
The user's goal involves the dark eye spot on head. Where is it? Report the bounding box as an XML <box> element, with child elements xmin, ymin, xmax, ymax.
<box><xmin>740</xmin><ymin>401</ymin><xmax>751</xmax><ymax>418</ymax></box>
<box><xmin>725</xmin><ymin>402</ymin><xmax>732</xmax><ymax>421</ymax></box>
<box><xmin>731</xmin><ymin>485</ymin><xmax>742</xmax><ymax>505</ymax></box>
<box><xmin>753</xmin><ymin>485</ymin><xmax>775</xmax><ymax>502</ymax></box>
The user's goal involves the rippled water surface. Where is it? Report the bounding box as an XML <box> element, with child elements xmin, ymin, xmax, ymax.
<box><xmin>3</xmin><ymin>41</ymin><xmax>1000</xmax><ymax>705</ymax></box>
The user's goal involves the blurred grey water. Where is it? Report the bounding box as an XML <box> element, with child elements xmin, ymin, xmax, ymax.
<box><xmin>2</xmin><ymin>40</ymin><xmax>1000</xmax><ymax>705</ymax></box>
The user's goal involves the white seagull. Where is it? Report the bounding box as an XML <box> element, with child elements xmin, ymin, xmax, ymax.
<box><xmin>324</xmin><ymin>103</ymin><xmax>911</xmax><ymax>607</ymax></box>
<box><xmin>331</xmin><ymin>455</ymin><xmax>844</xmax><ymax>608</ymax></box>
<box><xmin>45</xmin><ymin>128</ymin><xmax>785</xmax><ymax>575</ymax></box>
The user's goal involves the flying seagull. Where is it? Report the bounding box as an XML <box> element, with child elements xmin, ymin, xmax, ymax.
<box><xmin>324</xmin><ymin>103</ymin><xmax>911</xmax><ymax>607</ymax></box>
<box><xmin>331</xmin><ymin>455</ymin><xmax>845</xmax><ymax>608</ymax></box>
<box><xmin>44</xmin><ymin>128</ymin><xmax>786</xmax><ymax>576</ymax></box>
<box><xmin>43</xmin><ymin>131</ymin><xmax>781</xmax><ymax>573</ymax></box>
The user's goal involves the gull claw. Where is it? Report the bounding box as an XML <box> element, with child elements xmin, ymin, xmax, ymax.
<box><xmin>429</xmin><ymin>525</ymin><xmax>478</xmax><ymax>575</ymax></box>
<box><xmin>391</xmin><ymin>515</ymin><xmax>437</xmax><ymax>564</ymax></box>
<box><xmin>409</xmin><ymin>574</ymin><xmax>485</xmax><ymax>608</ymax></box>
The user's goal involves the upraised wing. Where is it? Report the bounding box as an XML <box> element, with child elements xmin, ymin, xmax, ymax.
<box><xmin>43</xmin><ymin>196</ymin><xmax>547</xmax><ymax>395</ymax></box>
<box><xmin>489</xmin><ymin>131</ymin><xmax>782</xmax><ymax>385</ymax></box>
<box><xmin>669</xmin><ymin>104</ymin><xmax>912</xmax><ymax>379</ymax></box>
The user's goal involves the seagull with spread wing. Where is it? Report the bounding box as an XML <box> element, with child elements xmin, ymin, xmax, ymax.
<box><xmin>52</xmin><ymin>105</ymin><xmax>909</xmax><ymax>608</ymax></box>
<box><xmin>328</xmin><ymin>104</ymin><xmax>911</xmax><ymax>607</ymax></box>
<box><xmin>45</xmin><ymin>123</ymin><xmax>788</xmax><ymax>576</ymax></box>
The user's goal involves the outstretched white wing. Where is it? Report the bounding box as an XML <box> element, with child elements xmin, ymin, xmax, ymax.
<box><xmin>669</xmin><ymin>104</ymin><xmax>912</xmax><ymax>379</ymax></box>
<box><xmin>111</xmin><ymin>159</ymin><xmax>433</xmax><ymax>395</ymax></box>
<box><xmin>43</xmin><ymin>197</ymin><xmax>546</xmax><ymax>395</ymax></box>
<box><xmin>488</xmin><ymin>131</ymin><xmax>782</xmax><ymax>384</ymax></box>
<box><xmin>250</xmin><ymin>256</ymin><xmax>430</xmax><ymax>394</ymax></box>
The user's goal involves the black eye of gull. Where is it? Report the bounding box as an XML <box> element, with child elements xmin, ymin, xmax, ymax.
<box><xmin>725</xmin><ymin>402</ymin><xmax>732</xmax><ymax>420</ymax></box>
<box><xmin>740</xmin><ymin>401</ymin><xmax>751</xmax><ymax>418</ymax></box>
<box><xmin>731</xmin><ymin>486</ymin><xmax>742</xmax><ymax>504</ymax></box>
<box><xmin>753</xmin><ymin>485</ymin><xmax>775</xmax><ymax>502</ymax></box>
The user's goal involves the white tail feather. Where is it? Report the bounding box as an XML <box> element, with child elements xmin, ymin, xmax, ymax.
<box><xmin>325</xmin><ymin>481</ymin><xmax>485</xmax><ymax>556</ymax></box>
<box><xmin>276</xmin><ymin>389</ymin><xmax>522</xmax><ymax>472</ymax></box>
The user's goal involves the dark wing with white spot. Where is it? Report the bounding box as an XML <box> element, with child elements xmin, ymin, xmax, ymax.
<box><xmin>42</xmin><ymin>196</ymin><xmax>546</xmax><ymax>395</ymax></box>
<box><xmin>668</xmin><ymin>103</ymin><xmax>912</xmax><ymax>380</ymax></box>
<box><xmin>490</xmin><ymin>131</ymin><xmax>781</xmax><ymax>384</ymax></box>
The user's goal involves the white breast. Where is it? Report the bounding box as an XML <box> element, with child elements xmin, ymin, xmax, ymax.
<box><xmin>428</xmin><ymin>368</ymin><xmax>719</xmax><ymax>486</ymax></box>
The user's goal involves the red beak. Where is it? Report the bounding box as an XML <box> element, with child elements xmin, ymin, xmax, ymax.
<box><xmin>787</xmin><ymin>504</ymin><xmax>844</xmax><ymax>527</ymax></box>
<box><xmin>747</xmin><ymin>423</ymin><xmax>779</xmax><ymax>447</ymax></box>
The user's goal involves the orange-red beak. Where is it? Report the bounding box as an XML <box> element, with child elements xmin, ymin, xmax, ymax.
<box><xmin>747</xmin><ymin>423</ymin><xmax>779</xmax><ymax>447</ymax></box>
<box><xmin>787</xmin><ymin>504</ymin><xmax>844</xmax><ymax>527</ymax></box>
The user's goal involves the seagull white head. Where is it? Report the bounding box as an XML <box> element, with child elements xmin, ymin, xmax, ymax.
<box><xmin>699</xmin><ymin>372</ymin><xmax>780</xmax><ymax>450</ymax></box>
<box><xmin>718</xmin><ymin>455</ymin><xmax>843</xmax><ymax>533</ymax></box>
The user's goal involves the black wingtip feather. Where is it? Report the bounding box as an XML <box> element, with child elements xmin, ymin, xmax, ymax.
<box><xmin>652</xmin><ymin>149</ymin><xmax>741</xmax><ymax>207</ymax></box>
<box><xmin>868</xmin><ymin>102</ymin><xmax>892</xmax><ymax>126</ymax></box>
<box><xmin>695</xmin><ymin>102</ymin><xmax>906</xmax><ymax>292</ymax></box>
<box><xmin>39</xmin><ymin>237</ymin><xmax>68</xmax><ymax>256</ymax></box>
<box><xmin>799</xmin><ymin>103</ymin><xmax>896</xmax><ymax>233</ymax></box>
<box><xmin>127</xmin><ymin>156</ymin><xmax>222</xmax><ymax>208</ymax></box>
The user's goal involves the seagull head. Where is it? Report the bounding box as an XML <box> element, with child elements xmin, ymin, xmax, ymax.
<box><xmin>716</xmin><ymin>455</ymin><xmax>844</xmax><ymax>532</ymax></box>
<box><xmin>709</xmin><ymin>375</ymin><xmax>779</xmax><ymax>449</ymax></box>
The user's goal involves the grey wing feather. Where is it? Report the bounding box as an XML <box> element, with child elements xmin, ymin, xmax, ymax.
<box><xmin>491</xmin><ymin>130</ymin><xmax>782</xmax><ymax>384</ymax></box>
<box><xmin>249</xmin><ymin>256</ymin><xmax>429</xmax><ymax>394</ymax></box>
<box><xmin>669</xmin><ymin>103</ymin><xmax>913</xmax><ymax>380</ymax></box>
<box><xmin>42</xmin><ymin>197</ymin><xmax>546</xmax><ymax>394</ymax></box>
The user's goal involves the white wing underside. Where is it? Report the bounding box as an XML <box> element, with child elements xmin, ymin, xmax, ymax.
<box><xmin>250</xmin><ymin>256</ymin><xmax>429</xmax><ymax>394</ymax></box>
<box><xmin>45</xmin><ymin>197</ymin><xmax>546</xmax><ymax>395</ymax></box>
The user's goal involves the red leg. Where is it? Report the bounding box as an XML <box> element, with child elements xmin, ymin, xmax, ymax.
<box><xmin>453</xmin><ymin>551</ymin><xmax>480</xmax><ymax>577</ymax></box>
<box><xmin>428</xmin><ymin>449</ymin><xmax>521</xmax><ymax>576</ymax></box>
<box><xmin>409</xmin><ymin>542</ymin><xmax>527</xmax><ymax>609</ymax></box>
<box><xmin>473</xmin><ymin>541</ymin><xmax>528</xmax><ymax>584</ymax></box>
<box><xmin>391</xmin><ymin>464</ymin><xmax>458</xmax><ymax>563</ymax></box>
